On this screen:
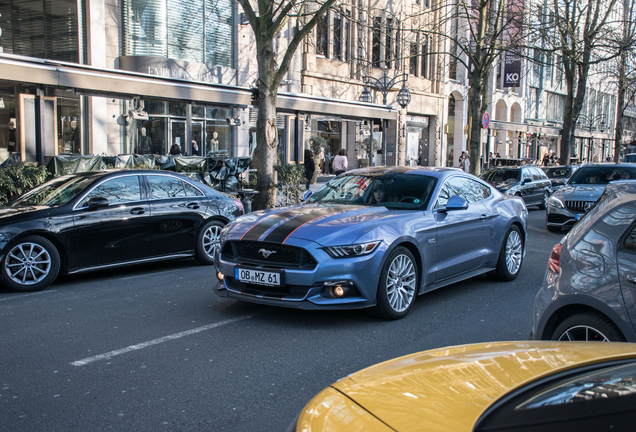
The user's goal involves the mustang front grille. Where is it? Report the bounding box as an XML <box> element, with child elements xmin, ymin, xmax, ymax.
<box><xmin>565</xmin><ymin>200</ymin><xmax>596</xmax><ymax>213</ymax></box>
<box><xmin>222</xmin><ymin>241</ymin><xmax>317</xmax><ymax>269</ymax></box>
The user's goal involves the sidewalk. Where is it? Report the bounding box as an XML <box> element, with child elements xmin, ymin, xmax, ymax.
<box><xmin>310</xmin><ymin>175</ymin><xmax>335</xmax><ymax>193</ymax></box>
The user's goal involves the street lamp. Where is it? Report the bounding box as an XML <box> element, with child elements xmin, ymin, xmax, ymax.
<box><xmin>576</xmin><ymin>114</ymin><xmax>607</xmax><ymax>162</ymax></box>
<box><xmin>359</xmin><ymin>70</ymin><xmax>411</xmax><ymax>166</ymax></box>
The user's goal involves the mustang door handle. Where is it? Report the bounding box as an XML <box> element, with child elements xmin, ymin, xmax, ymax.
<box><xmin>130</xmin><ymin>207</ymin><xmax>146</xmax><ymax>215</ymax></box>
<box><xmin>627</xmin><ymin>275</ymin><xmax>636</xmax><ymax>284</ymax></box>
<box><xmin>187</xmin><ymin>202</ymin><xmax>200</xmax><ymax>209</ymax></box>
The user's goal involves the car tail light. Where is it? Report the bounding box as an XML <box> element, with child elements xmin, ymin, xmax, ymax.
<box><xmin>233</xmin><ymin>199</ymin><xmax>244</xmax><ymax>213</ymax></box>
<box><xmin>547</xmin><ymin>243</ymin><xmax>562</xmax><ymax>274</ymax></box>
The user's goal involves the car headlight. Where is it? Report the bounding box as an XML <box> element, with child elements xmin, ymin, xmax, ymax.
<box><xmin>323</xmin><ymin>241</ymin><xmax>381</xmax><ymax>258</ymax></box>
<box><xmin>548</xmin><ymin>196</ymin><xmax>564</xmax><ymax>209</ymax></box>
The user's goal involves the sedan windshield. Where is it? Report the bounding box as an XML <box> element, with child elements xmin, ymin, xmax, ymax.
<box><xmin>8</xmin><ymin>175</ymin><xmax>96</xmax><ymax>207</ymax></box>
<box><xmin>544</xmin><ymin>167</ymin><xmax>572</xmax><ymax>179</ymax></box>
<box><xmin>568</xmin><ymin>166</ymin><xmax>636</xmax><ymax>185</ymax></box>
<box><xmin>306</xmin><ymin>173</ymin><xmax>437</xmax><ymax>210</ymax></box>
<box><xmin>480</xmin><ymin>169</ymin><xmax>520</xmax><ymax>183</ymax></box>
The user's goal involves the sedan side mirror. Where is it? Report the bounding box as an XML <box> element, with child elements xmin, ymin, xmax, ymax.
<box><xmin>523</xmin><ymin>178</ymin><xmax>532</xmax><ymax>184</ymax></box>
<box><xmin>303</xmin><ymin>190</ymin><xmax>313</xmax><ymax>202</ymax></box>
<box><xmin>439</xmin><ymin>196</ymin><xmax>469</xmax><ymax>212</ymax></box>
<box><xmin>86</xmin><ymin>197</ymin><xmax>109</xmax><ymax>209</ymax></box>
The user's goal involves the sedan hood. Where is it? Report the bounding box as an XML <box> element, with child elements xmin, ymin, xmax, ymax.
<box><xmin>226</xmin><ymin>204</ymin><xmax>409</xmax><ymax>245</ymax></box>
<box><xmin>0</xmin><ymin>206</ymin><xmax>54</xmax><ymax>224</ymax></box>
<box><xmin>558</xmin><ymin>184</ymin><xmax>605</xmax><ymax>200</ymax></box>
<box><xmin>331</xmin><ymin>341</ymin><xmax>636</xmax><ymax>432</ymax></box>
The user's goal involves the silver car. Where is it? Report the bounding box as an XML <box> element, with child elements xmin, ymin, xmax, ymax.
<box><xmin>532</xmin><ymin>180</ymin><xmax>636</xmax><ymax>342</ymax></box>
<box><xmin>546</xmin><ymin>163</ymin><xmax>636</xmax><ymax>232</ymax></box>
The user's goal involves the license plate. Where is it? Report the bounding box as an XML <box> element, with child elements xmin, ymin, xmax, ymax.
<box><xmin>235</xmin><ymin>267</ymin><xmax>282</xmax><ymax>286</ymax></box>
<box><xmin>575</xmin><ymin>213</ymin><xmax>581</xmax><ymax>220</ymax></box>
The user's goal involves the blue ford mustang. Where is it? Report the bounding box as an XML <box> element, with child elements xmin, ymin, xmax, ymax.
<box><xmin>213</xmin><ymin>166</ymin><xmax>528</xmax><ymax>319</ymax></box>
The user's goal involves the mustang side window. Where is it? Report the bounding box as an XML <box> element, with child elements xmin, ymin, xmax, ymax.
<box><xmin>81</xmin><ymin>176</ymin><xmax>142</xmax><ymax>206</ymax></box>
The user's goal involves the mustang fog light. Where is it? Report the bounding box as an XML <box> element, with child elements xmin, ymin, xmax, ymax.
<box><xmin>216</xmin><ymin>271</ymin><xmax>224</xmax><ymax>281</ymax></box>
<box><xmin>323</xmin><ymin>281</ymin><xmax>355</xmax><ymax>298</ymax></box>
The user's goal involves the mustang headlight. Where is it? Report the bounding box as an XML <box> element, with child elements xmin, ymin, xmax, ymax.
<box><xmin>548</xmin><ymin>196</ymin><xmax>565</xmax><ymax>209</ymax></box>
<box><xmin>323</xmin><ymin>241</ymin><xmax>381</xmax><ymax>258</ymax></box>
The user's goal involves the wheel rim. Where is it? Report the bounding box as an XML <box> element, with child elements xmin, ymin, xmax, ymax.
<box><xmin>385</xmin><ymin>254</ymin><xmax>416</xmax><ymax>312</ymax></box>
<box><xmin>505</xmin><ymin>230</ymin><xmax>523</xmax><ymax>275</ymax></box>
<box><xmin>558</xmin><ymin>325</ymin><xmax>610</xmax><ymax>342</ymax></box>
<box><xmin>4</xmin><ymin>242</ymin><xmax>52</xmax><ymax>286</ymax></box>
<box><xmin>202</xmin><ymin>225</ymin><xmax>222</xmax><ymax>259</ymax></box>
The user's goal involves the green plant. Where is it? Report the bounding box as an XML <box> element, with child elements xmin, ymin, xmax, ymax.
<box><xmin>274</xmin><ymin>163</ymin><xmax>307</xmax><ymax>206</ymax></box>
<box><xmin>308</xmin><ymin>136</ymin><xmax>329</xmax><ymax>155</ymax></box>
<box><xmin>361</xmin><ymin>137</ymin><xmax>380</xmax><ymax>157</ymax></box>
<box><xmin>0</xmin><ymin>162</ymin><xmax>50</xmax><ymax>205</ymax></box>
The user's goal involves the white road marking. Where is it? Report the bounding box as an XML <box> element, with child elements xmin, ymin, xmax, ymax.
<box><xmin>70</xmin><ymin>315</ymin><xmax>253</xmax><ymax>366</ymax></box>
<box><xmin>0</xmin><ymin>290</ymin><xmax>58</xmax><ymax>301</ymax></box>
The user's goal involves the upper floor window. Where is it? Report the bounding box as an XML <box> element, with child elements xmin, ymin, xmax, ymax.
<box><xmin>123</xmin><ymin>0</ymin><xmax>233</xmax><ymax>67</ymax></box>
<box><xmin>316</xmin><ymin>14</ymin><xmax>328</xmax><ymax>57</ymax></box>
<box><xmin>372</xmin><ymin>17</ymin><xmax>381</xmax><ymax>67</ymax></box>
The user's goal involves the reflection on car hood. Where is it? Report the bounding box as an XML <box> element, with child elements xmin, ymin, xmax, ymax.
<box><xmin>559</xmin><ymin>185</ymin><xmax>606</xmax><ymax>200</ymax></box>
<box><xmin>331</xmin><ymin>341</ymin><xmax>636</xmax><ymax>432</ymax></box>
<box><xmin>0</xmin><ymin>206</ymin><xmax>52</xmax><ymax>224</ymax></box>
<box><xmin>225</xmin><ymin>204</ymin><xmax>410</xmax><ymax>245</ymax></box>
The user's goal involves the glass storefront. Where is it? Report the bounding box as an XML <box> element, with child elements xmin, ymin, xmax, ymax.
<box><xmin>446</xmin><ymin>95</ymin><xmax>456</xmax><ymax>167</ymax></box>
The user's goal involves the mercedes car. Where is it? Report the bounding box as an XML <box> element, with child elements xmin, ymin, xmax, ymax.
<box><xmin>480</xmin><ymin>165</ymin><xmax>552</xmax><ymax>209</ymax></box>
<box><xmin>546</xmin><ymin>163</ymin><xmax>636</xmax><ymax>232</ymax></box>
<box><xmin>213</xmin><ymin>166</ymin><xmax>527</xmax><ymax>320</ymax></box>
<box><xmin>0</xmin><ymin>170</ymin><xmax>243</xmax><ymax>292</ymax></box>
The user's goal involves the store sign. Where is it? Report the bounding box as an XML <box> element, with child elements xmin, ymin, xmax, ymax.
<box><xmin>406</xmin><ymin>116</ymin><xmax>429</xmax><ymax>127</ymax></box>
<box><xmin>504</xmin><ymin>52</ymin><xmax>521</xmax><ymax>87</ymax></box>
<box><xmin>116</xmin><ymin>56</ymin><xmax>233</xmax><ymax>85</ymax></box>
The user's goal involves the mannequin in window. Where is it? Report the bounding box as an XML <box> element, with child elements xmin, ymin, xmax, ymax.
<box><xmin>138</xmin><ymin>127</ymin><xmax>152</xmax><ymax>154</ymax></box>
<box><xmin>7</xmin><ymin>121</ymin><xmax>16</xmax><ymax>153</ymax></box>
<box><xmin>210</xmin><ymin>131</ymin><xmax>219</xmax><ymax>151</ymax></box>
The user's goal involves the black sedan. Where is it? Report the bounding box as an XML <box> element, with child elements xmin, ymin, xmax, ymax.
<box><xmin>0</xmin><ymin>170</ymin><xmax>243</xmax><ymax>292</ymax></box>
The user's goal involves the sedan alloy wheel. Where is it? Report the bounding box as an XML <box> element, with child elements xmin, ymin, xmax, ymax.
<box><xmin>2</xmin><ymin>236</ymin><xmax>61</xmax><ymax>292</ymax></box>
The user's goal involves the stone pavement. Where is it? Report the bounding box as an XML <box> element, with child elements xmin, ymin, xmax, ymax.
<box><xmin>310</xmin><ymin>174</ymin><xmax>335</xmax><ymax>193</ymax></box>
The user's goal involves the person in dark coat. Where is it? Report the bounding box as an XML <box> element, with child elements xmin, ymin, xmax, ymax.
<box><xmin>169</xmin><ymin>143</ymin><xmax>182</xmax><ymax>156</ymax></box>
<box><xmin>304</xmin><ymin>148</ymin><xmax>315</xmax><ymax>189</ymax></box>
<box><xmin>191</xmin><ymin>140</ymin><xmax>200</xmax><ymax>156</ymax></box>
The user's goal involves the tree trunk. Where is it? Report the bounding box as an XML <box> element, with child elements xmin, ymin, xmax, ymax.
<box><xmin>468</xmin><ymin>66</ymin><xmax>486</xmax><ymax>175</ymax></box>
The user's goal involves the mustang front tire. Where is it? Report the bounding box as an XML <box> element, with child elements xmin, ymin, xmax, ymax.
<box><xmin>369</xmin><ymin>246</ymin><xmax>418</xmax><ymax>320</ymax></box>
<box><xmin>491</xmin><ymin>225</ymin><xmax>523</xmax><ymax>281</ymax></box>
<box><xmin>195</xmin><ymin>220</ymin><xmax>225</xmax><ymax>265</ymax></box>
<box><xmin>1</xmin><ymin>235</ymin><xmax>61</xmax><ymax>292</ymax></box>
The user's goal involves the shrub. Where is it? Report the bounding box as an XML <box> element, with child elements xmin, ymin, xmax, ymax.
<box><xmin>308</xmin><ymin>136</ymin><xmax>329</xmax><ymax>155</ymax></box>
<box><xmin>274</xmin><ymin>163</ymin><xmax>307</xmax><ymax>206</ymax></box>
<box><xmin>0</xmin><ymin>162</ymin><xmax>50</xmax><ymax>205</ymax></box>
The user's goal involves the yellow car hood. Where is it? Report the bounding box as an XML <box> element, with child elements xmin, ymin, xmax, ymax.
<box><xmin>328</xmin><ymin>341</ymin><xmax>636</xmax><ymax>432</ymax></box>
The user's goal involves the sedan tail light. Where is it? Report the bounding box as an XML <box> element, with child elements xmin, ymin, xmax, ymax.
<box><xmin>233</xmin><ymin>199</ymin><xmax>245</xmax><ymax>213</ymax></box>
<box><xmin>547</xmin><ymin>243</ymin><xmax>562</xmax><ymax>274</ymax></box>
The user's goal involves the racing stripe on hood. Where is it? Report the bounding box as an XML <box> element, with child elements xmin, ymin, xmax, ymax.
<box><xmin>240</xmin><ymin>208</ymin><xmax>309</xmax><ymax>241</ymax></box>
<box><xmin>264</xmin><ymin>206</ymin><xmax>358</xmax><ymax>244</ymax></box>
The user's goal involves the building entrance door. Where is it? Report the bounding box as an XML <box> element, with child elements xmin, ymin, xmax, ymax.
<box><xmin>191</xmin><ymin>121</ymin><xmax>203</xmax><ymax>156</ymax></box>
<box><xmin>170</xmin><ymin>120</ymin><xmax>186</xmax><ymax>154</ymax></box>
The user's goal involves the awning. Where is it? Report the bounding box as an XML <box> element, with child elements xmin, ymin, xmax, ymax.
<box><xmin>276</xmin><ymin>92</ymin><xmax>398</xmax><ymax>120</ymax></box>
<box><xmin>0</xmin><ymin>53</ymin><xmax>252</xmax><ymax>106</ymax></box>
<box><xmin>490</xmin><ymin>120</ymin><xmax>562</xmax><ymax>136</ymax></box>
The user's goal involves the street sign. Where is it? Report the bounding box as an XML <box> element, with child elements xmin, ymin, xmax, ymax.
<box><xmin>482</xmin><ymin>112</ymin><xmax>490</xmax><ymax>129</ymax></box>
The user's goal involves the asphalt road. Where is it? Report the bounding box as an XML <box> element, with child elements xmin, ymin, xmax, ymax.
<box><xmin>0</xmin><ymin>207</ymin><xmax>561</xmax><ymax>432</ymax></box>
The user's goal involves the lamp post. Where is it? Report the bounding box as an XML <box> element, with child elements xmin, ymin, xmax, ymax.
<box><xmin>359</xmin><ymin>69</ymin><xmax>411</xmax><ymax>166</ymax></box>
<box><xmin>576</xmin><ymin>114</ymin><xmax>607</xmax><ymax>163</ymax></box>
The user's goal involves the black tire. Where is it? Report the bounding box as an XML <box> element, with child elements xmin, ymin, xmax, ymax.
<box><xmin>537</xmin><ymin>191</ymin><xmax>548</xmax><ymax>210</ymax></box>
<box><xmin>546</xmin><ymin>225</ymin><xmax>561</xmax><ymax>233</ymax></box>
<box><xmin>551</xmin><ymin>313</ymin><xmax>625</xmax><ymax>342</ymax></box>
<box><xmin>1</xmin><ymin>235</ymin><xmax>60</xmax><ymax>292</ymax></box>
<box><xmin>368</xmin><ymin>246</ymin><xmax>418</xmax><ymax>320</ymax></box>
<box><xmin>491</xmin><ymin>225</ymin><xmax>523</xmax><ymax>281</ymax></box>
<box><xmin>195</xmin><ymin>220</ymin><xmax>225</xmax><ymax>265</ymax></box>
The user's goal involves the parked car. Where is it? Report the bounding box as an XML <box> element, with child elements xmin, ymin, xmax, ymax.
<box><xmin>545</xmin><ymin>163</ymin><xmax>636</xmax><ymax>232</ymax></box>
<box><xmin>533</xmin><ymin>180</ymin><xmax>636</xmax><ymax>342</ymax></box>
<box><xmin>479</xmin><ymin>165</ymin><xmax>551</xmax><ymax>209</ymax></box>
<box><xmin>213</xmin><ymin>166</ymin><xmax>527</xmax><ymax>320</ymax></box>
<box><xmin>288</xmin><ymin>341</ymin><xmax>636</xmax><ymax>432</ymax></box>
<box><xmin>542</xmin><ymin>164</ymin><xmax>580</xmax><ymax>192</ymax></box>
<box><xmin>0</xmin><ymin>170</ymin><xmax>243</xmax><ymax>292</ymax></box>
<box><xmin>625</xmin><ymin>153</ymin><xmax>636</xmax><ymax>163</ymax></box>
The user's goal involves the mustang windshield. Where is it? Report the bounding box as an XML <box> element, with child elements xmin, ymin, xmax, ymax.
<box><xmin>9</xmin><ymin>175</ymin><xmax>96</xmax><ymax>207</ymax></box>
<box><xmin>307</xmin><ymin>173</ymin><xmax>437</xmax><ymax>210</ymax></box>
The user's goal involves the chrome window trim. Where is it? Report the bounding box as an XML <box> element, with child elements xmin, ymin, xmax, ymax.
<box><xmin>144</xmin><ymin>172</ymin><xmax>205</xmax><ymax>200</ymax></box>
<box><xmin>72</xmin><ymin>173</ymin><xmax>143</xmax><ymax>211</ymax></box>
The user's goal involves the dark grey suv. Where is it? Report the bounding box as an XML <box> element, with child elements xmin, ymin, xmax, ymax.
<box><xmin>480</xmin><ymin>166</ymin><xmax>552</xmax><ymax>209</ymax></box>
<box><xmin>532</xmin><ymin>180</ymin><xmax>636</xmax><ymax>342</ymax></box>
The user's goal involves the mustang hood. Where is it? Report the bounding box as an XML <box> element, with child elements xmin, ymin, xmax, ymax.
<box><xmin>227</xmin><ymin>204</ymin><xmax>406</xmax><ymax>245</ymax></box>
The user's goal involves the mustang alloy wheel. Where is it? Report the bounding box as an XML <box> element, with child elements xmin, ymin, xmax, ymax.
<box><xmin>369</xmin><ymin>246</ymin><xmax>418</xmax><ymax>320</ymax></box>
<box><xmin>491</xmin><ymin>226</ymin><xmax>523</xmax><ymax>281</ymax></box>
<box><xmin>195</xmin><ymin>220</ymin><xmax>225</xmax><ymax>265</ymax></box>
<box><xmin>1</xmin><ymin>235</ymin><xmax>60</xmax><ymax>292</ymax></box>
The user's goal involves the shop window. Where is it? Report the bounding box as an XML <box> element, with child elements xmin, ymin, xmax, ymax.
<box><xmin>169</xmin><ymin>102</ymin><xmax>187</xmax><ymax>117</ymax></box>
<box><xmin>192</xmin><ymin>105</ymin><xmax>205</xmax><ymax>119</ymax></box>
<box><xmin>145</xmin><ymin>100</ymin><xmax>167</xmax><ymax>115</ymax></box>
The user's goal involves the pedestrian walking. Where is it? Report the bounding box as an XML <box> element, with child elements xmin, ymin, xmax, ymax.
<box><xmin>304</xmin><ymin>148</ymin><xmax>315</xmax><ymax>189</ymax></box>
<box><xmin>332</xmin><ymin>149</ymin><xmax>348</xmax><ymax>176</ymax></box>
<box><xmin>461</xmin><ymin>152</ymin><xmax>470</xmax><ymax>172</ymax></box>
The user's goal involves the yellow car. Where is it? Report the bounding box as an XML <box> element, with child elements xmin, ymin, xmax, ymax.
<box><xmin>288</xmin><ymin>341</ymin><xmax>636</xmax><ymax>432</ymax></box>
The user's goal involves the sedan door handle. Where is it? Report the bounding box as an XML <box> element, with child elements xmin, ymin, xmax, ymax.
<box><xmin>130</xmin><ymin>207</ymin><xmax>146</xmax><ymax>215</ymax></box>
<box><xmin>627</xmin><ymin>275</ymin><xmax>636</xmax><ymax>284</ymax></box>
<box><xmin>480</xmin><ymin>214</ymin><xmax>490</xmax><ymax>220</ymax></box>
<box><xmin>187</xmin><ymin>202</ymin><xmax>200</xmax><ymax>210</ymax></box>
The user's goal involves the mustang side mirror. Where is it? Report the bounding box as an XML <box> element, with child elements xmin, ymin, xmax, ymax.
<box><xmin>439</xmin><ymin>196</ymin><xmax>469</xmax><ymax>212</ymax></box>
<box><xmin>86</xmin><ymin>197</ymin><xmax>109</xmax><ymax>209</ymax></box>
